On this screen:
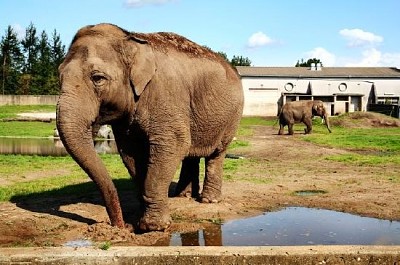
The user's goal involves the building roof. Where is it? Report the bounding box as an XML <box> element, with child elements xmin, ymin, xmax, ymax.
<box><xmin>236</xmin><ymin>66</ymin><xmax>400</xmax><ymax>78</ymax></box>
<box><xmin>373</xmin><ymin>80</ymin><xmax>400</xmax><ymax>97</ymax></box>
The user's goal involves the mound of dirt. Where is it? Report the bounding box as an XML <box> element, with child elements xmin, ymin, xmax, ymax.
<box><xmin>330</xmin><ymin>111</ymin><xmax>400</xmax><ymax>128</ymax></box>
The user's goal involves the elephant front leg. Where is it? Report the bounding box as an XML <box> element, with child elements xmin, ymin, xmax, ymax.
<box><xmin>201</xmin><ymin>150</ymin><xmax>226</xmax><ymax>203</ymax></box>
<box><xmin>139</xmin><ymin>154</ymin><xmax>182</xmax><ymax>231</ymax></box>
<box><xmin>174</xmin><ymin>157</ymin><xmax>200</xmax><ymax>198</ymax></box>
<box><xmin>288</xmin><ymin>123</ymin><xmax>294</xmax><ymax>135</ymax></box>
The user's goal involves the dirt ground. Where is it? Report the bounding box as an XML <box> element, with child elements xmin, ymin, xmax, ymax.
<box><xmin>0</xmin><ymin>119</ymin><xmax>399</xmax><ymax>247</ymax></box>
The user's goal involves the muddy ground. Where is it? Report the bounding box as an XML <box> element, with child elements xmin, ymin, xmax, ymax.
<box><xmin>0</xmin><ymin>119</ymin><xmax>399</xmax><ymax>247</ymax></box>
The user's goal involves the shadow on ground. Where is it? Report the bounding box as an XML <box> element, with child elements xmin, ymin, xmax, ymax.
<box><xmin>10</xmin><ymin>179</ymin><xmax>179</xmax><ymax>228</ymax></box>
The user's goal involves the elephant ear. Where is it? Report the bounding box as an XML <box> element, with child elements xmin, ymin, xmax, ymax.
<box><xmin>126</xmin><ymin>35</ymin><xmax>156</xmax><ymax>96</ymax></box>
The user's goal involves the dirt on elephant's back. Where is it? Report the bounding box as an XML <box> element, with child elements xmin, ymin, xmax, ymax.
<box><xmin>0</xmin><ymin>122</ymin><xmax>399</xmax><ymax>247</ymax></box>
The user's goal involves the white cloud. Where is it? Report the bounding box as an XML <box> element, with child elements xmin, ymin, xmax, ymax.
<box><xmin>382</xmin><ymin>52</ymin><xmax>400</xmax><ymax>68</ymax></box>
<box><xmin>304</xmin><ymin>47</ymin><xmax>336</xmax><ymax>66</ymax></box>
<box><xmin>345</xmin><ymin>48</ymin><xmax>381</xmax><ymax>67</ymax></box>
<box><xmin>124</xmin><ymin>0</ymin><xmax>175</xmax><ymax>8</ymax></box>
<box><xmin>247</xmin><ymin>31</ymin><xmax>274</xmax><ymax>48</ymax></box>
<box><xmin>345</xmin><ymin>48</ymin><xmax>400</xmax><ymax>67</ymax></box>
<box><xmin>339</xmin><ymin>28</ymin><xmax>383</xmax><ymax>47</ymax></box>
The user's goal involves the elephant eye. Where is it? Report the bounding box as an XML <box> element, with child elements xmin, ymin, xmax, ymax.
<box><xmin>91</xmin><ymin>72</ymin><xmax>108</xmax><ymax>86</ymax></box>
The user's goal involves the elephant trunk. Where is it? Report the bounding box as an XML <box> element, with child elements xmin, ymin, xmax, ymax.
<box><xmin>323</xmin><ymin>113</ymin><xmax>332</xmax><ymax>133</ymax></box>
<box><xmin>56</xmin><ymin>92</ymin><xmax>125</xmax><ymax>228</ymax></box>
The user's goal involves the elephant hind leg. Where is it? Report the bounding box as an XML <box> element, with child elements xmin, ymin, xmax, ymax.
<box><xmin>278</xmin><ymin>124</ymin><xmax>285</xmax><ymax>135</ymax></box>
<box><xmin>173</xmin><ymin>157</ymin><xmax>200</xmax><ymax>198</ymax></box>
<box><xmin>201</xmin><ymin>150</ymin><xmax>226</xmax><ymax>203</ymax></box>
<box><xmin>304</xmin><ymin>119</ymin><xmax>313</xmax><ymax>134</ymax></box>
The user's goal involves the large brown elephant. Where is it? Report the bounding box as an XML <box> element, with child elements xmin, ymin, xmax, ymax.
<box><xmin>56</xmin><ymin>23</ymin><xmax>244</xmax><ymax>231</ymax></box>
<box><xmin>278</xmin><ymin>100</ymin><xmax>332</xmax><ymax>135</ymax></box>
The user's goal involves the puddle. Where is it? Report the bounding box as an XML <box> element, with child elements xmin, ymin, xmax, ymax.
<box><xmin>169</xmin><ymin>207</ymin><xmax>400</xmax><ymax>246</ymax></box>
<box><xmin>63</xmin><ymin>239</ymin><xmax>93</xmax><ymax>247</ymax></box>
<box><xmin>294</xmin><ymin>190</ymin><xmax>327</xmax><ymax>196</ymax></box>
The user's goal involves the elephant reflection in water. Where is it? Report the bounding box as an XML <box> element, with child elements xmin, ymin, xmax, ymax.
<box><xmin>180</xmin><ymin>225</ymin><xmax>222</xmax><ymax>246</ymax></box>
<box><xmin>94</xmin><ymin>140</ymin><xmax>117</xmax><ymax>154</ymax></box>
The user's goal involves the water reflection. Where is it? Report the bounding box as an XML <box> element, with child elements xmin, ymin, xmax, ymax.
<box><xmin>170</xmin><ymin>225</ymin><xmax>222</xmax><ymax>246</ymax></box>
<box><xmin>169</xmin><ymin>207</ymin><xmax>400</xmax><ymax>246</ymax></box>
<box><xmin>0</xmin><ymin>137</ymin><xmax>117</xmax><ymax>156</ymax></box>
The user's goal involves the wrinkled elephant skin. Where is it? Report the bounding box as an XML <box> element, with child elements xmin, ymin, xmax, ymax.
<box><xmin>56</xmin><ymin>23</ymin><xmax>244</xmax><ymax>232</ymax></box>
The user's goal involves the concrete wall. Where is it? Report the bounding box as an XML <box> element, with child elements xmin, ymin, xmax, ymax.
<box><xmin>0</xmin><ymin>95</ymin><xmax>58</xmax><ymax>106</ymax></box>
<box><xmin>0</xmin><ymin>246</ymin><xmax>399</xmax><ymax>264</ymax></box>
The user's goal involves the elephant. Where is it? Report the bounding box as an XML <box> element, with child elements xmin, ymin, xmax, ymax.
<box><xmin>56</xmin><ymin>23</ymin><xmax>244</xmax><ymax>232</ymax></box>
<box><xmin>278</xmin><ymin>100</ymin><xmax>332</xmax><ymax>135</ymax></box>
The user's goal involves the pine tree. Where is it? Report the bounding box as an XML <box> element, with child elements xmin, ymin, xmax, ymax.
<box><xmin>48</xmin><ymin>29</ymin><xmax>65</xmax><ymax>94</ymax></box>
<box><xmin>0</xmin><ymin>26</ymin><xmax>23</xmax><ymax>94</ymax></box>
<box><xmin>231</xmin><ymin>55</ymin><xmax>252</xmax><ymax>66</ymax></box>
<box><xmin>20</xmin><ymin>22</ymin><xmax>39</xmax><ymax>94</ymax></box>
<box><xmin>33</xmin><ymin>30</ymin><xmax>52</xmax><ymax>94</ymax></box>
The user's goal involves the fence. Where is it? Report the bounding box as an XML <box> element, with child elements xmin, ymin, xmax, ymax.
<box><xmin>0</xmin><ymin>95</ymin><xmax>59</xmax><ymax>106</ymax></box>
<box><xmin>368</xmin><ymin>104</ymin><xmax>400</xmax><ymax>118</ymax></box>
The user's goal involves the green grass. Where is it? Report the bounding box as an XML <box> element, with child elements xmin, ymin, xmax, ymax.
<box><xmin>0</xmin><ymin>105</ymin><xmax>56</xmax><ymax>119</ymax></box>
<box><xmin>303</xmin><ymin>117</ymin><xmax>400</xmax><ymax>166</ymax></box>
<box><xmin>325</xmin><ymin>153</ymin><xmax>400</xmax><ymax>166</ymax></box>
<box><xmin>0</xmin><ymin>154</ymin><xmax>129</xmax><ymax>201</ymax></box>
<box><xmin>0</xmin><ymin>105</ymin><xmax>56</xmax><ymax>137</ymax></box>
<box><xmin>238</xmin><ymin>117</ymin><xmax>276</xmax><ymax>137</ymax></box>
<box><xmin>304</xmin><ymin>126</ymin><xmax>400</xmax><ymax>152</ymax></box>
<box><xmin>0</xmin><ymin>121</ymin><xmax>56</xmax><ymax>137</ymax></box>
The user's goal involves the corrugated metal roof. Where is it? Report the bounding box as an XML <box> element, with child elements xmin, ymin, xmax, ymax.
<box><xmin>236</xmin><ymin>66</ymin><xmax>400</xmax><ymax>78</ymax></box>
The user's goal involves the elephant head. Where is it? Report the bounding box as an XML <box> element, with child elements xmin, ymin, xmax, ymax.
<box><xmin>312</xmin><ymin>100</ymin><xmax>332</xmax><ymax>133</ymax></box>
<box><xmin>56</xmin><ymin>24</ymin><xmax>156</xmax><ymax>228</ymax></box>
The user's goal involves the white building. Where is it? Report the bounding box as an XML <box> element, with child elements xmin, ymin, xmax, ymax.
<box><xmin>236</xmin><ymin>66</ymin><xmax>400</xmax><ymax>117</ymax></box>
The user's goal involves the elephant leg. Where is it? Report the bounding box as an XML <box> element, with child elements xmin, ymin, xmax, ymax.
<box><xmin>278</xmin><ymin>124</ymin><xmax>285</xmax><ymax>135</ymax></box>
<box><xmin>288</xmin><ymin>123</ymin><xmax>294</xmax><ymax>135</ymax></box>
<box><xmin>201</xmin><ymin>150</ymin><xmax>226</xmax><ymax>203</ymax></box>
<box><xmin>139</xmin><ymin>151</ymin><xmax>182</xmax><ymax>231</ymax></box>
<box><xmin>113</xmin><ymin>125</ymin><xmax>144</xmax><ymax>202</ymax></box>
<box><xmin>304</xmin><ymin>120</ymin><xmax>312</xmax><ymax>134</ymax></box>
<box><xmin>174</xmin><ymin>157</ymin><xmax>200</xmax><ymax>198</ymax></box>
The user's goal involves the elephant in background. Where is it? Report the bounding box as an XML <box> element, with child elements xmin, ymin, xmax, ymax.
<box><xmin>56</xmin><ymin>23</ymin><xmax>244</xmax><ymax>232</ymax></box>
<box><xmin>278</xmin><ymin>100</ymin><xmax>332</xmax><ymax>135</ymax></box>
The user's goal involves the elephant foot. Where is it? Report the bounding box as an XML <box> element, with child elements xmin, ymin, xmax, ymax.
<box><xmin>124</xmin><ymin>223</ymin><xmax>134</xmax><ymax>233</ymax></box>
<box><xmin>174</xmin><ymin>184</ymin><xmax>200</xmax><ymax>199</ymax></box>
<box><xmin>139</xmin><ymin>210</ymin><xmax>171</xmax><ymax>232</ymax></box>
<box><xmin>174</xmin><ymin>185</ymin><xmax>192</xmax><ymax>197</ymax></box>
<box><xmin>177</xmin><ymin>189</ymin><xmax>194</xmax><ymax>198</ymax></box>
<box><xmin>200</xmin><ymin>192</ymin><xmax>221</xmax><ymax>203</ymax></box>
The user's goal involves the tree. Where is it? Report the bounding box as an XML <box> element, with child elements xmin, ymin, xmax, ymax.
<box><xmin>47</xmin><ymin>29</ymin><xmax>65</xmax><ymax>94</ymax></box>
<box><xmin>295</xmin><ymin>58</ymin><xmax>323</xmax><ymax>67</ymax></box>
<box><xmin>230</xmin><ymin>55</ymin><xmax>251</xmax><ymax>66</ymax></box>
<box><xmin>216</xmin><ymin>53</ymin><xmax>252</xmax><ymax>67</ymax></box>
<box><xmin>20</xmin><ymin>22</ymin><xmax>39</xmax><ymax>94</ymax></box>
<box><xmin>0</xmin><ymin>26</ymin><xmax>23</xmax><ymax>94</ymax></box>
<box><xmin>1</xmin><ymin>23</ymin><xmax>66</xmax><ymax>95</ymax></box>
<box><xmin>33</xmin><ymin>30</ymin><xmax>52</xmax><ymax>94</ymax></box>
<box><xmin>50</xmin><ymin>29</ymin><xmax>65</xmax><ymax>72</ymax></box>
<box><xmin>21</xmin><ymin>22</ymin><xmax>38</xmax><ymax>74</ymax></box>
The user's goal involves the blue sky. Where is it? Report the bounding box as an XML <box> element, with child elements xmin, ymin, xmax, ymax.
<box><xmin>1</xmin><ymin>0</ymin><xmax>399</xmax><ymax>67</ymax></box>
